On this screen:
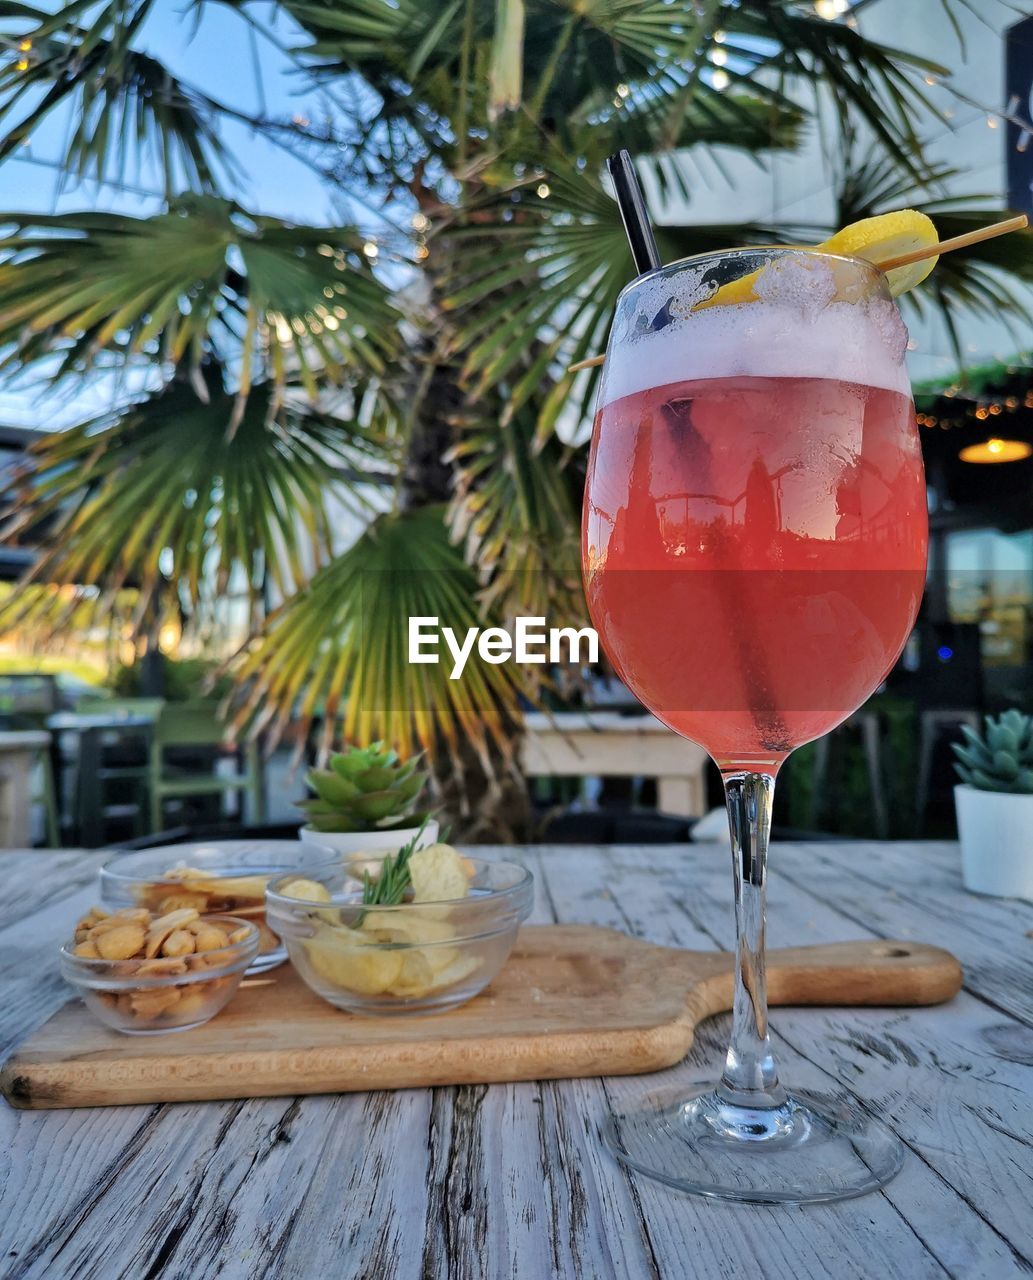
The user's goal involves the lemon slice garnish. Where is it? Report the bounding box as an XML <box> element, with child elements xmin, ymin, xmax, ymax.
<box><xmin>696</xmin><ymin>209</ymin><xmax>938</xmax><ymax>309</ymax></box>
<box><xmin>820</xmin><ymin>209</ymin><xmax>938</xmax><ymax>296</ymax></box>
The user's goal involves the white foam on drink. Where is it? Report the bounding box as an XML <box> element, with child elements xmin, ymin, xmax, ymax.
<box><xmin>601</xmin><ymin>256</ymin><xmax>911</xmax><ymax>406</ymax></box>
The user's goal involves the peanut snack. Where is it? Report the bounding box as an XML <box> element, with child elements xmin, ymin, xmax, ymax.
<box><xmin>298</xmin><ymin>845</ymin><xmax>480</xmax><ymax>1000</ymax></box>
<box><xmin>69</xmin><ymin>905</ymin><xmax>251</xmax><ymax>1027</ymax></box>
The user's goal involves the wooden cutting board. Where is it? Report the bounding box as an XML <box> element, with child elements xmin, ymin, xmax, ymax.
<box><xmin>1</xmin><ymin>925</ymin><xmax>962</xmax><ymax>1109</ymax></box>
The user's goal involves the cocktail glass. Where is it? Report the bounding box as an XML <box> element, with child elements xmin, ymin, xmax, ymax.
<box><xmin>583</xmin><ymin>248</ymin><xmax>927</xmax><ymax>1203</ymax></box>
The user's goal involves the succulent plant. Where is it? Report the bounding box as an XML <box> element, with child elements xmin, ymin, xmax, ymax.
<box><xmin>299</xmin><ymin>743</ymin><xmax>430</xmax><ymax>833</ymax></box>
<box><xmin>952</xmin><ymin>710</ymin><xmax>1033</xmax><ymax>794</ymax></box>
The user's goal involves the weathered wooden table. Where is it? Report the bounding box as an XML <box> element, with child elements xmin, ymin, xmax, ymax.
<box><xmin>1</xmin><ymin>842</ymin><xmax>1031</xmax><ymax>1279</ymax></box>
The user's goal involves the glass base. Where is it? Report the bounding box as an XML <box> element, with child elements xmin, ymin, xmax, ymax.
<box><xmin>246</xmin><ymin>945</ymin><xmax>287</xmax><ymax>975</ymax></box>
<box><xmin>603</xmin><ymin>1084</ymin><xmax>905</xmax><ymax>1205</ymax></box>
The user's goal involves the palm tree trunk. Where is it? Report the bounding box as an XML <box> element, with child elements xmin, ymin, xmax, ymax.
<box><xmin>400</xmin><ymin>324</ymin><xmax>531</xmax><ymax>842</ymax></box>
<box><xmin>400</xmin><ymin>355</ymin><xmax>462</xmax><ymax>508</ymax></box>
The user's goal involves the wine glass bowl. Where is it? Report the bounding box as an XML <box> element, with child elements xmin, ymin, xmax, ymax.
<box><xmin>584</xmin><ymin>248</ymin><xmax>926</xmax><ymax>773</ymax></box>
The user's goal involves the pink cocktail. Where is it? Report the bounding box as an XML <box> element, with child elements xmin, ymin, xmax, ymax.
<box><xmin>583</xmin><ymin>248</ymin><xmax>927</xmax><ymax>1203</ymax></box>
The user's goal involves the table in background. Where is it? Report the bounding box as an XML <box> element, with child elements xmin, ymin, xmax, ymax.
<box><xmin>522</xmin><ymin>711</ymin><xmax>710</xmax><ymax>817</ymax></box>
<box><xmin>1</xmin><ymin>842</ymin><xmax>1031</xmax><ymax>1279</ymax></box>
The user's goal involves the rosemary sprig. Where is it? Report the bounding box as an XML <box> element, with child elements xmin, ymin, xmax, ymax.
<box><xmin>360</xmin><ymin>817</ymin><xmax>432</xmax><ymax>911</ymax></box>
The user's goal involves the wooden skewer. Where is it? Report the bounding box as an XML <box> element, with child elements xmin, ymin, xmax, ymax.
<box><xmin>878</xmin><ymin>213</ymin><xmax>1027</xmax><ymax>271</ymax></box>
<box><xmin>567</xmin><ymin>214</ymin><xmax>1030</xmax><ymax>374</ymax></box>
<box><xmin>569</xmin><ymin>353</ymin><xmax>606</xmax><ymax>372</ymax></box>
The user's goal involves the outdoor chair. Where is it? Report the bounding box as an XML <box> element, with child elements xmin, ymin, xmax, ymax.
<box><xmin>34</xmin><ymin>745</ymin><xmax>59</xmax><ymax>846</ymax></box>
<box><xmin>809</xmin><ymin>708</ymin><xmax>890</xmax><ymax>838</ymax></box>
<box><xmin>148</xmin><ymin>700</ymin><xmax>264</xmax><ymax>833</ymax></box>
<box><xmin>67</xmin><ymin>696</ymin><xmax>165</xmax><ymax>845</ymax></box>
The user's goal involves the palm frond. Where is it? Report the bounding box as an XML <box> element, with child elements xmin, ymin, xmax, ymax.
<box><xmin>906</xmin><ymin>209</ymin><xmax>1033</xmax><ymax>365</ymax></box>
<box><xmin>0</xmin><ymin>0</ymin><xmax>228</xmax><ymax>193</ymax></box>
<box><xmin>833</xmin><ymin>151</ymin><xmax>960</xmax><ymax>227</ymax></box>
<box><xmin>830</xmin><ymin>152</ymin><xmax>1033</xmax><ymax>359</ymax></box>
<box><xmin>1</xmin><ymin>372</ymin><xmax>398</xmax><ymax>641</ymax></box>
<box><xmin>731</xmin><ymin>1</ymin><xmax>949</xmax><ymax>181</ymax></box>
<box><xmin>0</xmin><ymin>198</ymin><xmax>402</xmax><ymax>408</ymax></box>
<box><xmin>447</xmin><ymin>400</ymin><xmax>582</xmax><ymax>625</ymax></box>
<box><xmin>442</xmin><ymin>154</ymin><xmax>790</xmax><ymax>443</ymax></box>
<box><xmin>227</xmin><ymin>505</ymin><xmax>525</xmax><ymax>764</ymax></box>
<box><xmin>489</xmin><ymin>0</ymin><xmax>525</xmax><ymax>120</ymax></box>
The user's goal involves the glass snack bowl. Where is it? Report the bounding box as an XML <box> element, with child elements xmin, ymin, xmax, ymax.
<box><xmin>98</xmin><ymin>841</ymin><xmax>334</xmax><ymax>974</ymax></box>
<box><xmin>60</xmin><ymin>915</ymin><xmax>259</xmax><ymax>1035</ymax></box>
<box><xmin>265</xmin><ymin>856</ymin><xmax>534</xmax><ymax>1015</ymax></box>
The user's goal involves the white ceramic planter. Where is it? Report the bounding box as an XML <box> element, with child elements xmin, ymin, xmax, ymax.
<box><xmin>298</xmin><ymin>819</ymin><xmax>440</xmax><ymax>860</ymax></box>
<box><xmin>954</xmin><ymin>784</ymin><xmax>1033</xmax><ymax>901</ymax></box>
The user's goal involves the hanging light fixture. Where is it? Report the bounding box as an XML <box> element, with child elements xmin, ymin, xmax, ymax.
<box><xmin>958</xmin><ymin>437</ymin><xmax>1033</xmax><ymax>464</ymax></box>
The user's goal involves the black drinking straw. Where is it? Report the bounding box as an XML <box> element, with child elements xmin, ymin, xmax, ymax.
<box><xmin>606</xmin><ymin>149</ymin><xmax>661</xmax><ymax>276</ymax></box>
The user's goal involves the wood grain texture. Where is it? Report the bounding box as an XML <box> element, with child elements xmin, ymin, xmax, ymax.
<box><xmin>0</xmin><ymin>842</ymin><xmax>1030</xmax><ymax>1280</ymax></box>
<box><xmin>1</xmin><ymin>928</ymin><xmax>961</xmax><ymax>1109</ymax></box>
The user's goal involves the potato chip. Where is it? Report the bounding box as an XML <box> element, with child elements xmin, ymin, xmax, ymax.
<box><xmin>304</xmin><ymin>927</ymin><xmax>403</xmax><ymax>994</ymax></box>
<box><xmin>280</xmin><ymin>878</ymin><xmax>332</xmax><ymax>903</ymax></box>
<box><xmin>360</xmin><ymin>907</ymin><xmax>455</xmax><ymax>945</ymax></box>
<box><xmin>408</xmin><ymin>844</ymin><xmax>471</xmax><ymax>905</ymax></box>
<box><xmin>387</xmin><ymin>950</ymin><xmax>435</xmax><ymax>997</ymax></box>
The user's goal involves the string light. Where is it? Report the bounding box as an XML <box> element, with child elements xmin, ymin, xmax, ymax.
<box><xmin>713</xmin><ymin>29</ymin><xmax>726</xmax><ymax>42</ymax></box>
<box><xmin>711</xmin><ymin>68</ymin><xmax>730</xmax><ymax>90</ymax></box>
<box><xmin>536</xmin><ymin>182</ymin><xmax>551</xmax><ymax>198</ymax></box>
<box><xmin>411</xmin><ymin>211</ymin><xmax>429</xmax><ymax>232</ymax></box>
<box><xmin>915</xmin><ymin>373</ymin><xmax>1033</xmax><ymax>443</ymax></box>
<box><xmin>987</xmin><ymin>117</ymin><xmax>999</xmax><ymax>129</ymax></box>
<box><xmin>616</xmin><ymin>83</ymin><xmax>630</xmax><ymax>98</ymax></box>
<box><xmin>362</xmin><ymin>241</ymin><xmax>378</xmax><ymax>259</ymax></box>
<box><xmin>415</xmin><ymin>244</ymin><xmax>429</xmax><ymax>261</ymax></box>
<box><xmin>711</xmin><ymin>48</ymin><xmax>728</xmax><ymax>66</ymax></box>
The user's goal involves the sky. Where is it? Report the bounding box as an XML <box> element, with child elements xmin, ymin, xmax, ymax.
<box><xmin>4</xmin><ymin>3</ymin><xmax>355</xmax><ymax>224</ymax></box>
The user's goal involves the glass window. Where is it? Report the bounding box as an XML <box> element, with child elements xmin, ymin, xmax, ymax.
<box><xmin>946</xmin><ymin>529</ymin><xmax>1033</xmax><ymax>667</ymax></box>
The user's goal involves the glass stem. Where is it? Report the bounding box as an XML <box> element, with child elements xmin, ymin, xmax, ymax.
<box><xmin>718</xmin><ymin>771</ymin><xmax>786</xmax><ymax>1108</ymax></box>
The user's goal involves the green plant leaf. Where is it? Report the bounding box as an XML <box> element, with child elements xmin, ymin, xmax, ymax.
<box><xmin>0</xmin><ymin>200</ymin><xmax>401</xmax><ymax>403</ymax></box>
<box><xmin>1</xmin><ymin>374</ymin><xmax>396</xmax><ymax>639</ymax></box>
<box><xmin>228</xmin><ymin>505</ymin><xmax>526</xmax><ymax>763</ymax></box>
<box><xmin>0</xmin><ymin>0</ymin><xmax>229</xmax><ymax>192</ymax></box>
